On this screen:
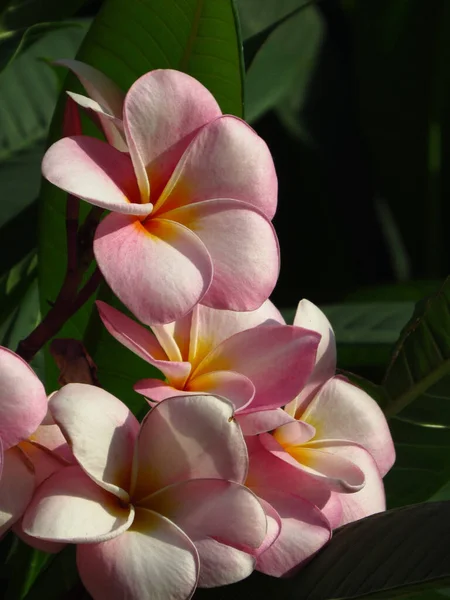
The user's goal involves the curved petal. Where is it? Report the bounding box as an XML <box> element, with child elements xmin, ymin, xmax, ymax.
<box><xmin>273</xmin><ymin>420</ymin><xmax>316</xmax><ymax>446</ymax></box>
<box><xmin>42</xmin><ymin>137</ymin><xmax>151</xmax><ymax>215</ymax></box>
<box><xmin>286</xmin><ymin>299</ymin><xmax>337</xmax><ymax>416</ymax></box>
<box><xmin>131</xmin><ymin>395</ymin><xmax>247</xmax><ymax>501</ymax></box>
<box><xmin>56</xmin><ymin>59</ymin><xmax>126</xmax><ymax>150</ymax></box>
<box><xmin>134</xmin><ymin>380</ymin><xmax>189</xmax><ymax>402</ymax></box>
<box><xmin>124</xmin><ymin>69</ymin><xmax>221</xmax><ymax>203</ymax></box>
<box><xmin>0</xmin><ymin>347</ymin><xmax>47</xmax><ymax>449</ymax></box>
<box><xmin>146</xmin><ymin>479</ymin><xmax>266</xmax><ymax>551</ymax></box>
<box><xmin>329</xmin><ymin>444</ymin><xmax>386</xmax><ymax>528</ymax></box>
<box><xmin>77</xmin><ymin>508</ymin><xmax>199</xmax><ymax>600</ymax></box>
<box><xmin>22</xmin><ymin>466</ymin><xmax>133</xmax><ymax>543</ymax></box>
<box><xmin>186</xmin><ymin>370</ymin><xmax>255</xmax><ymax>411</ymax></box>
<box><xmin>189</xmin><ymin>300</ymin><xmax>284</xmax><ymax>369</ymax></box>
<box><xmin>254</xmin><ymin>490</ymin><xmax>331</xmax><ymax>577</ymax></box>
<box><xmin>29</xmin><ymin>423</ymin><xmax>75</xmax><ymax>464</ymax></box>
<box><xmin>13</xmin><ymin>520</ymin><xmax>67</xmax><ymax>553</ymax></box>
<box><xmin>96</xmin><ymin>301</ymin><xmax>190</xmax><ymax>387</ymax></box>
<box><xmin>155</xmin><ymin>115</ymin><xmax>277</xmax><ymax>219</ymax></box>
<box><xmin>94</xmin><ymin>214</ymin><xmax>213</xmax><ymax>326</ymax></box>
<box><xmin>303</xmin><ymin>376</ymin><xmax>395</xmax><ymax>476</ymax></box>
<box><xmin>246</xmin><ymin>436</ymin><xmax>340</xmax><ymax>526</ymax></box>
<box><xmin>66</xmin><ymin>92</ymin><xmax>126</xmax><ymax>151</ymax></box>
<box><xmin>195</xmin><ymin>325</ymin><xmax>320</xmax><ymax>412</ymax></box>
<box><xmin>164</xmin><ymin>199</ymin><xmax>279</xmax><ymax>312</ymax></box>
<box><xmin>194</xmin><ymin>539</ymin><xmax>256</xmax><ymax>588</ymax></box>
<box><xmin>237</xmin><ymin>409</ymin><xmax>294</xmax><ymax>436</ymax></box>
<box><xmin>50</xmin><ymin>384</ymin><xmax>139</xmax><ymax>500</ymax></box>
<box><xmin>0</xmin><ymin>447</ymin><xmax>35</xmax><ymax>536</ymax></box>
<box><xmin>19</xmin><ymin>441</ymin><xmax>67</xmax><ymax>487</ymax></box>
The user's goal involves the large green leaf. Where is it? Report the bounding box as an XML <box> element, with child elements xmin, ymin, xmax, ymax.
<box><xmin>381</xmin><ymin>278</ymin><xmax>450</xmax><ymax>506</ymax></box>
<box><xmin>195</xmin><ymin>502</ymin><xmax>450</xmax><ymax>600</ymax></box>
<box><xmin>1</xmin><ymin>0</ymin><xmax>88</xmax><ymax>29</ymax></box>
<box><xmin>39</xmin><ymin>0</ymin><xmax>244</xmax><ymax>399</ymax></box>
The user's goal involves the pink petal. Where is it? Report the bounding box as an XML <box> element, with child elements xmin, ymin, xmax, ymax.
<box><xmin>50</xmin><ymin>384</ymin><xmax>139</xmax><ymax>500</ymax></box>
<box><xmin>273</xmin><ymin>420</ymin><xmax>316</xmax><ymax>446</ymax></box>
<box><xmin>29</xmin><ymin>422</ymin><xmax>75</xmax><ymax>464</ymax></box>
<box><xmin>42</xmin><ymin>136</ymin><xmax>151</xmax><ymax>215</ymax></box>
<box><xmin>131</xmin><ymin>395</ymin><xmax>247</xmax><ymax>501</ymax></box>
<box><xmin>13</xmin><ymin>520</ymin><xmax>66</xmax><ymax>553</ymax></box>
<box><xmin>19</xmin><ymin>441</ymin><xmax>67</xmax><ymax>486</ymax></box>
<box><xmin>237</xmin><ymin>409</ymin><xmax>295</xmax><ymax>436</ymax></box>
<box><xmin>123</xmin><ymin>69</ymin><xmax>221</xmax><ymax>203</ymax></box>
<box><xmin>254</xmin><ymin>490</ymin><xmax>331</xmax><ymax>577</ymax></box>
<box><xmin>194</xmin><ymin>539</ymin><xmax>256</xmax><ymax>588</ymax></box>
<box><xmin>246</xmin><ymin>436</ymin><xmax>340</xmax><ymax>526</ymax></box>
<box><xmin>154</xmin><ymin>115</ymin><xmax>277</xmax><ymax>219</ymax></box>
<box><xmin>303</xmin><ymin>376</ymin><xmax>395</xmax><ymax>476</ymax></box>
<box><xmin>56</xmin><ymin>59</ymin><xmax>126</xmax><ymax>150</ymax></box>
<box><xmin>164</xmin><ymin>199</ymin><xmax>279</xmax><ymax>312</ymax></box>
<box><xmin>94</xmin><ymin>214</ymin><xmax>213</xmax><ymax>325</ymax></box>
<box><xmin>189</xmin><ymin>300</ymin><xmax>284</xmax><ymax>368</ymax></box>
<box><xmin>151</xmin><ymin>311</ymin><xmax>193</xmax><ymax>362</ymax></box>
<box><xmin>134</xmin><ymin>380</ymin><xmax>189</xmax><ymax>402</ymax></box>
<box><xmin>195</xmin><ymin>325</ymin><xmax>320</xmax><ymax>412</ymax></box>
<box><xmin>22</xmin><ymin>465</ymin><xmax>133</xmax><ymax>543</ymax></box>
<box><xmin>77</xmin><ymin>507</ymin><xmax>199</xmax><ymax>600</ymax></box>
<box><xmin>327</xmin><ymin>444</ymin><xmax>386</xmax><ymax>528</ymax></box>
<box><xmin>146</xmin><ymin>479</ymin><xmax>266</xmax><ymax>551</ymax></box>
<box><xmin>66</xmin><ymin>92</ymin><xmax>126</xmax><ymax>151</ymax></box>
<box><xmin>186</xmin><ymin>370</ymin><xmax>255</xmax><ymax>411</ymax></box>
<box><xmin>97</xmin><ymin>301</ymin><xmax>191</xmax><ymax>387</ymax></box>
<box><xmin>0</xmin><ymin>347</ymin><xmax>47</xmax><ymax>449</ymax></box>
<box><xmin>277</xmin><ymin>438</ymin><xmax>366</xmax><ymax>493</ymax></box>
<box><xmin>0</xmin><ymin>447</ymin><xmax>34</xmax><ymax>536</ymax></box>
<box><xmin>286</xmin><ymin>299</ymin><xmax>337</xmax><ymax>416</ymax></box>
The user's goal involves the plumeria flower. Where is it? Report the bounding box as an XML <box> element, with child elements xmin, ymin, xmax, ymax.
<box><xmin>261</xmin><ymin>300</ymin><xmax>396</xmax><ymax>528</ymax></box>
<box><xmin>0</xmin><ymin>347</ymin><xmax>65</xmax><ymax>536</ymax></box>
<box><xmin>43</xmin><ymin>61</ymin><xmax>279</xmax><ymax>325</ymax></box>
<box><xmin>96</xmin><ymin>300</ymin><xmax>321</xmax><ymax>435</ymax></box>
<box><xmin>23</xmin><ymin>385</ymin><xmax>269</xmax><ymax>600</ymax></box>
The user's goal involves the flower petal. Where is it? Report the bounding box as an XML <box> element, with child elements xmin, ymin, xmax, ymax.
<box><xmin>50</xmin><ymin>384</ymin><xmax>139</xmax><ymax>500</ymax></box>
<box><xmin>134</xmin><ymin>380</ymin><xmax>189</xmax><ymax>402</ymax></box>
<box><xmin>254</xmin><ymin>490</ymin><xmax>331</xmax><ymax>577</ymax></box>
<box><xmin>164</xmin><ymin>199</ymin><xmax>279</xmax><ymax>312</ymax></box>
<box><xmin>286</xmin><ymin>299</ymin><xmax>337</xmax><ymax>416</ymax></box>
<box><xmin>13</xmin><ymin>520</ymin><xmax>67</xmax><ymax>553</ymax></box>
<box><xmin>146</xmin><ymin>479</ymin><xmax>266</xmax><ymax>551</ymax></box>
<box><xmin>56</xmin><ymin>59</ymin><xmax>126</xmax><ymax>150</ymax></box>
<box><xmin>0</xmin><ymin>447</ymin><xmax>34</xmax><ymax>536</ymax></box>
<box><xmin>303</xmin><ymin>376</ymin><xmax>395</xmax><ymax>476</ymax></box>
<box><xmin>19</xmin><ymin>440</ymin><xmax>67</xmax><ymax>487</ymax></box>
<box><xmin>0</xmin><ymin>347</ymin><xmax>47</xmax><ymax>449</ymax></box>
<box><xmin>273</xmin><ymin>420</ymin><xmax>316</xmax><ymax>446</ymax></box>
<box><xmin>189</xmin><ymin>300</ymin><xmax>284</xmax><ymax>368</ymax></box>
<box><xmin>194</xmin><ymin>539</ymin><xmax>256</xmax><ymax>588</ymax></box>
<box><xmin>195</xmin><ymin>325</ymin><xmax>320</xmax><ymax>411</ymax></box>
<box><xmin>131</xmin><ymin>395</ymin><xmax>247</xmax><ymax>501</ymax></box>
<box><xmin>246</xmin><ymin>436</ymin><xmax>340</xmax><ymax>526</ymax></box>
<box><xmin>237</xmin><ymin>409</ymin><xmax>294</xmax><ymax>436</ymax></box>
<box><xmin>96</xmin><ymin>301</ymin><xmax>191</xmax><ymax>387</ymax></box>
<box><xmin>22</xmin><ymin>465</ymin><xmax>133</xmax><ymax>543</ymax></box>
<box><xmin>29</xmin><ymin>422</ymin><xmax>75</xmax><ymax>464</ymax></box>
<box><xmin>77</xmin><ymin>508</ymin><xmax>199</xmax><ymax>600</ymax></box>
<box><xmin>94</xmin><ymin>214</ymin><xmax>213</xmax><ymax>325</ymax></box>
<box><xmin>42</xmin><ymin>136</ymin><xmax>151</xmax><ymax>215</ymax></box>
<box><xmin>327</xmin><ymin>444</ymin><xmax>386</xmax><ymax>528</ymax></box>
<box><xmin>123</xmin><ymin>69</ymin><xmax>221</xmax><ymax>203</ymax></box>
<box><xmin>155</xmin><ymin>115</ymin><xmax>277</xmax><ymax>219</ymax></box>
<box><xmin>186</xmin><ymin>370</ymin><xmax>255</xmax><ymax>411</ymax></box>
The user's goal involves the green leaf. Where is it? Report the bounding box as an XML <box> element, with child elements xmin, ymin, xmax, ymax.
<box><xmin>243</xmin><ymin>2</ymin><xmax>324</xmax><ymax>123</ymax></box>
<box><xmin>39</xmin><ymin>0</ymin><xmax>244</xmax><ymax>399</ymax></box>
<box><xmin>195</xmin><ymin>502</ymin><xmax>450</xmax><ymax>600</ymax></box>
<box><xmin>1</xmin><ymin>537</ymin><xmax>51</xmax><ymax>600</ymax></box>
<box><xmin>382</xmin><ymin>278</ymin><xmax>450</xmax><ymax>506</ymax></box>
<box><xmin>24</xmin><ymin>546</ymin><xmax>82</xmax><ymax>600</ymax></box>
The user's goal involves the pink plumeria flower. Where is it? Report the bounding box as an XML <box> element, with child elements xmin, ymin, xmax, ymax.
<box><xmin>23</xmin><ymin>385</ymin><xmax>269</xmax><ymax>600</ymax></box>
<box><xmin>0</xmin><ymin>347</ymin><xmax>60</xmax><ymax>536</ymax></box>
<box><xmin>261</xmin><ymin>300</ymin><xmax>396</xmax><ymax>528</ymax></box>
<box><xmin>43</xmin><ymin>61</ymin><xmax>280</xmax><ymax>325</ymax></box>
<box><xmin>96</xmin><ymin>300</ymin><xmax>321</xmax><ymax>434</ymax></box>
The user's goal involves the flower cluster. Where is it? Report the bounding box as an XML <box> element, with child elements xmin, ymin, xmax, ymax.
<box><xmin>0</xmin><ymin>61</ymin><xmax>395</xmax><ymax>600</ymax></box>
